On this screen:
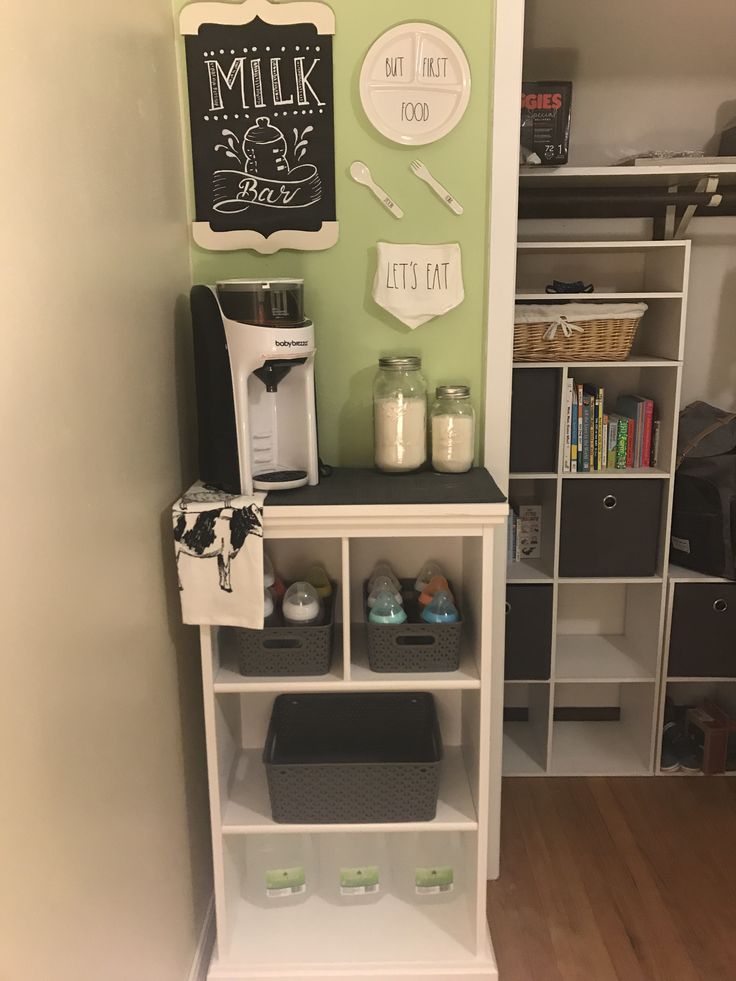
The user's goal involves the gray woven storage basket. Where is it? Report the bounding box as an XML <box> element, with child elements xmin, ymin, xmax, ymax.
<box><xmin>228</xmin><ymin>590</ymin><xmax>335</xmax><ymax>677</ymax></box>
<box><xmin>264</xmin><ymin>692</ymin><xmax>443</xmax><ymax>824</ymax></box>
<box><xmin>365</xmin><ymin>579</ymin><xmax>462</xmax><ymax>673</ymax></box>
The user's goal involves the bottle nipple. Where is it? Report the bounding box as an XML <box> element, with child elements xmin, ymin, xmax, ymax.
<box><xmin>421</xmin><ymin>591</ymin><xmax>460</xmax><ymax>624</ymax></box>
<box><xmin>368</xmin><ymin>562</ymin><xmax>401</xmax><ymax>592</ymax></box>
<box><xmin>419</xmin><ymin>575</ymin><xmax>454</xmax><ymax>607</ymax></box>
<box><xmin>305</xmin><ymin>564</ymin><xmax>333</xmax><ymax>599</ymax></box>
<box><xmin>367</xmin><ymin>575</ymin><xmax>403</xmax><ymax>608</ymax></box>
<box><xmin>415</xmin><ymin>561</ymin><xmax>444</xmax><ymax>593</ymax></box>
<box><xmin>282</xmin><ymin>581</ymin><xmax>322</xmax><ymax>624</ymax></box>
<box><xmin>369</xmin><ymin>590</ymin><xmax>408</xmax><ymax>625</ymax></box>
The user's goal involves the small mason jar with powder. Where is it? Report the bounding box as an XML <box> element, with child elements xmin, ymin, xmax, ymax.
<box><xmin>430</xmin><ymin>385</ymin><xmax>475</xmax><ymax>474</ymax></box>
<box><xmin>373</xmin><ymin>356</ymin><xmax>428</xmax><ymax>473</ymax></box>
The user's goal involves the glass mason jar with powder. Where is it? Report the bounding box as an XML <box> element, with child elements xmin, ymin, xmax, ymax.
<box><xmin>430</xmin><ymin>386</ymin><xmax>475</xmax><ymax>473</ymax></box>
<box><xmin>373</xmin><ymin>357</ymin><xmax>428</xmax><ymax>472</ymax></box>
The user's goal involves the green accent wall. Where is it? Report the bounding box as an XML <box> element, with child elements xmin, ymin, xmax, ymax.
<box><xmin>176</xmin><ymin>0</ymin><xmax>495</xmax><ymax>467</ymax></box>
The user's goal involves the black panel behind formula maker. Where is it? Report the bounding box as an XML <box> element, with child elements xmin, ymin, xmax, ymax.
<box><xmin>190</xmin><ymin>286</ymin><xmax>241</xmax><ymax>495</ymax></box>
<box><xmin>510</xmin><ymin>368</ymin><xmax>561</xmax><ymax>474</ymax></box>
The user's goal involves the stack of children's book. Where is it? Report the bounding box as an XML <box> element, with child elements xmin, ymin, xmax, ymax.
<box><xmin>507</xmin><ymin>505</ymin><xmax>542</xmax><ymax>563</ymax></box>
<box><xmin>562</xmin><ymin>379</ymin><xmax>660</xmax><ymax>472</ymax></box>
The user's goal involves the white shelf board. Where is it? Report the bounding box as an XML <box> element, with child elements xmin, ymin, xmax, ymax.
<box><xmin>666</xmin><ymin>676</ymin><xmax>736</xmax><ymax>684</ymax></box>
<box><xmin>503</xmin><ymin>722</ymin><xmax>547</xmax><ymax>776</ymax></box>
<box><xmin>515</xmin><ymin>292</ymin><xmax>683</xmax><ymax>301</ymax></box>
<box><xmin>516</xmin><ymin>239</ymin><xmax>690</xmax><ymax>252</ymax></box>
<box><xmin>667</xmin><ymin>563</ymin><xmax>731</xmax><ymax>584</ymax></box>
<box><xmin>519</xmin><ymin>164</ymin><xmax>736</xmax><ymax>188</ymax></box>
<box><xmin>509</xmin><ymin>471</ymin><xmax>557</xmax><ymax>480</ymax></box>
<box><xmin>562</xmin><ymin>468</ymin><xmax>670</xmax><ymax>479</ymax></box>
<box><xmin>214</xmin><ymin>893</ymin><xmax>482</xmax><ymax>970</ymax></box>
<box><xmin>513</xmin><ymin>356</ymin><xmax>680</xmax><ymax>369</ymax></box>
<box><xmin>507</xmin><ymin>559</ymin><xmax>553</xmax><ymax>583</ymax></box>
<box><xmin>657</xmin><ymin>769</ymin><xmax>736</xmax><ymax>778</ymax></box>
<box><xmin>559</xmin><ymin>575</ymin><xmax>664</xmax><ymax>584</ymax></box>
<box><xmin>349</xmin><ymin>628</ymin><xmax>481</xmax><ymax>690</ymax></box>
<box><xmin>550</xmin><ymin>720</ymin><xmax>650</xmax><ymax>776</ymax></box>
<box><xmin>222</xmin><ymin>746</ymin><xmax>478</xmax><ymax>835</ymax></box>
<box><xmin>555</xmin><ymin>635</ymin><xmax>654</xmax><ymax>683</ymax></box>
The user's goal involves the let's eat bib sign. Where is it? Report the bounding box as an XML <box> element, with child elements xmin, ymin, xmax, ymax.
<box><xmin>180</xmin><ymin>0</ymin><xmax>338</xmax><ymax>253</ymax></box>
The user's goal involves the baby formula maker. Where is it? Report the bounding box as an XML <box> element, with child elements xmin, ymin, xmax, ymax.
<box><xmin>190</xmin><ymin>278</ymin><xmax>319</xmax><ymax>495</ymax></box>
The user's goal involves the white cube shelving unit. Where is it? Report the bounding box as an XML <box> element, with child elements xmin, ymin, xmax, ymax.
<box><xmin>504</xmin><ymin>240</ymin><xmax>690</xmax><ymax>778</ymax></box>
<box><xmin>198</xmin><ymin>476</ymin><xmax>507</xmax><ymax>979</ymax></box>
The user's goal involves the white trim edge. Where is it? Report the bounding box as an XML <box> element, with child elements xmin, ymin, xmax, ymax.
<box><xmin>180</xmin><ymin>0</ymin><xmax>336</xmax><ymax>36</ymax></box>
<box><xmin>192</xmin><ymin>221</ymin><xmax>339</xmax><ymax>254</ymax></box>
<box><xmin>187</xmin><ymin>895</ymin><xmax>216</xmax><ymax>981</ymax></box>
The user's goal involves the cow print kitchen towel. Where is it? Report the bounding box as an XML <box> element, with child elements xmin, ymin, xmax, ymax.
<box><xmin>172</xmin><ymin>482</ymin><xmax>265</xmax><ymax>628</ymax></box>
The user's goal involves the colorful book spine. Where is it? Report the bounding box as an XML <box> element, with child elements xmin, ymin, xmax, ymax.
<box><xmin>563</xmin><ymin>379</ymin><xmax>573</xmax><ymax>473</ymax></box>
<box><xmin>571</xmin><ymin>383</ymin><xmax>578</xmax><ymax>472</ymax></box>
<box><xmin>601</xmin><ymin>413</ymin><xmax>609</xmax><ymax>471</ymax></box>
<box><xmin>625</xmin><ymin>417</ymin><xmax>635</xmax><ymax>469</ymax></box>
<box><xmin>576</xmin><ymin>383</ymin><xmax>584</xmax><ymax>471</ymax></box>
<box><xmin>615</xmin><ymin>416</ymin><xmax>628</xmax><ymax>469</ymax></box>
<box><xmin>581</xmin><ymin>395</ymin><xmax>591</xmax><ymax>473</ymax></box>
<box><xmin>596</xmin><ymin>387</ymin><xmax>605</xmax><ymax>470</ymax></box>
<box><xmin>641</xmin><ymin>398</ymin><xmax>654</xmax><ymax>468</ymax></box>
<box><xmin>651</xmin><ymin>418</ymin><xmax>661</xmax><ymax>468</ymax></box>
<box><xmin>607</xmin><ymin>416</ymin><xmax>618</xmax><ymax>470</ymax></box>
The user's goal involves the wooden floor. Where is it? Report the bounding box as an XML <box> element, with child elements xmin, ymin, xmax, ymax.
<box><xmin>487</xmin><ymin>777</ymin><xmax>736</xmax><ymax>981</ymax></box>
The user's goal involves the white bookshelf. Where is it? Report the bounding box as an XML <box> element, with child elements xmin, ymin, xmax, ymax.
<box><xmin>198</xmin><ymin>486</ymin><xmax>507</xmax><ymax>979</ymax></box>
<box><xmin>504</xmin><ymin>239</ymin><xmax>690</xmax><ymax>777</ymax></box>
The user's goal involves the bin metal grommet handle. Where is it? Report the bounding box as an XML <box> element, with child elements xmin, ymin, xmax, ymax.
<box><xmin>714</xmin><ymin>598</ymin><xmax>728</xmax><ymax>613</ymax></box>
<box><xmin>603</xmin><ymin>494</ymin><xmax>617</xmax><ymax>510</ymax></box>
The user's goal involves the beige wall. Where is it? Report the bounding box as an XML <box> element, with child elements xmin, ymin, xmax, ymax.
<box><xmin>0</xmin><ymin>2</ymin><xmax>211</xmax><ymax>980</ymax></box>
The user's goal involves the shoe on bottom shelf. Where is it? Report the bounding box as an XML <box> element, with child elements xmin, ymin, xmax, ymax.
<box><xmin>661</xmin><ymin>721</ymin><xmax>703</xmax><ymax>774</ymax></box>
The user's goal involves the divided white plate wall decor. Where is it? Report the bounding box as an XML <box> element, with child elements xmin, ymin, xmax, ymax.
<box><xmin>359</xmin><ymin>23</ymin><xmax>472</xmax><ymax>146</ymax></box>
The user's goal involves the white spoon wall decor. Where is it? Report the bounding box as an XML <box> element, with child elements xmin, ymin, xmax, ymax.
<box><xmin>349</xmin><ymin>161</ymin><xmax>404</xmax><ymax>219</ymax></box>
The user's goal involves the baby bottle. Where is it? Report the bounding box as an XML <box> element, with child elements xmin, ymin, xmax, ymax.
<box><xmin>282</xmin><ymin>582</ymin><xmax>323</xmax><ymax>626</ymax></box>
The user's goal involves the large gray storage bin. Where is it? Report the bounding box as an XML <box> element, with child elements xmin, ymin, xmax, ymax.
<box><xmin>264</xmin><ymin>692</ymin><xmax>442</xmax><ymax>824</ymax></box>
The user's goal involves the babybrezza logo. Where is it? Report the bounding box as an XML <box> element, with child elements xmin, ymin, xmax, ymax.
<box><xmin>275</xmin><ymin>339</ymin><xmax>309</xmax><ymax>348</ymax></box>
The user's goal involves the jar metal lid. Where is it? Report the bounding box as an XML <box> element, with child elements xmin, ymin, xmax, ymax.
<box><xmin>436</xmin><ymin>385</ymin><xmax>471</xmax><ymax>399</ymax></box>
<box><xmin>217</xmin><ymin>278</ymin><xmax>304</xmax><ymax>291</ymax></box>
<box><xmin>379</xmin><ymin>356</ymin><xmax>422</xmax><ymax>371</ymax></box>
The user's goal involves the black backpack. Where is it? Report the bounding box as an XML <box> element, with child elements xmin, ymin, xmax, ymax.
<box><xmin>670</xmin><ymin>401</ymin><xmax>736</xmax><ymax>580</ymax></box>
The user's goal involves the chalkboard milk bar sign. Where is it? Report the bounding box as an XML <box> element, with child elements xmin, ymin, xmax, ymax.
<box><xmin>180</xmin><ymin>0</ymin><xmax>338</xmax><ymax>254</ymax></box>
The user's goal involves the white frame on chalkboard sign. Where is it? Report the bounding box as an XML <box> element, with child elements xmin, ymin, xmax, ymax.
<box><xmin>359</xmin><ymin>22</ymin><xmax>472</xmax><ymax>147</ymax></box>
<box><xmin>179</xmin><ymin>0</ymin><xmax>338</xmax><ymax>254</ymax></box>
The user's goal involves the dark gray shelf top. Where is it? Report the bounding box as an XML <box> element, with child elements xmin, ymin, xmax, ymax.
<box><xmin>265</xmin><ymin>468</ymin><xmax>506</xmax><ymax>508</ymax></box>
